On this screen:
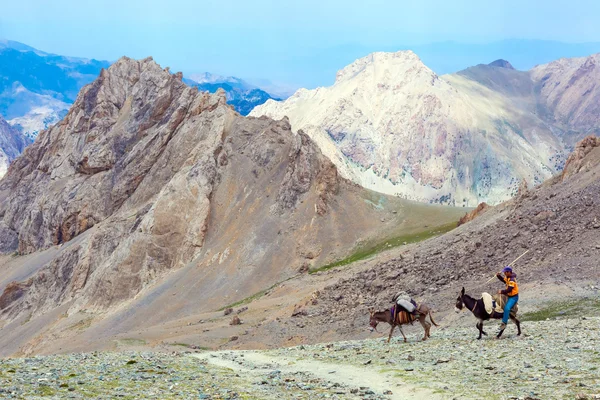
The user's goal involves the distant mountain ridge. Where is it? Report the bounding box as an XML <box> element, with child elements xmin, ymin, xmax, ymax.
<box><xmin>0</xmin><ymin>41</ymin><xmax>110</xmax><ymax>141</ymax></box>
<box><xmin>0</xmin><ymin>40</ymin><xmax>281</xmax><ymax>145</ymax></box>
<box><xmin>251</xmin><ymin>51</ymin><xmax>600</xmax><ymax>206</ymax></box>
<box><xmin>183</xmin><ymin>76</ymin><xmax>280</xmax><ymax>116</ymax></box>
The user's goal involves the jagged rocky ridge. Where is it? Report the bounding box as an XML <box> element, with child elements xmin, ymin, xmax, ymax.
<box><xmin>251</xmin><ymin>51</ymin><xmax>600</xmax><ymax>206</ymax></box>
<box><xmin>0</xmin><ymin>57</ymin><xmax>461</xmax><ymax>352</ymax></box>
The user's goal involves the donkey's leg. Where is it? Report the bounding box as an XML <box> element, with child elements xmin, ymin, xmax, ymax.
<box><xmin>418</xmin><ymin>317</ymin><xmax>429</xmax><ymax>341</ymax></box>
<box><xmin>480</xmin><ymin>319</ymin><xmax>488</xmax><ymax>336</ymax></box>
<box><xmin>496</xmin><ymin>323</ymin><xmax>506</xmax><ymax>339</ymax></box>
<box><xmin>387</xmin><ymin>325</ymin><xmax>396</xmax><ymax>343</ymax></box>
<box><xmin>510</xmin><ymin>315</ymin><xmax>521</xmax><ymax>336</ymax></box>
<box><xmin>477</xmin><ymin>320</ymin><xmax>484</xmax><ymax>340</ymax></box>
<box><xmin>399</xmin><ymin>325</ymin><xmax>407</xmax><ymax>343</ymax></box>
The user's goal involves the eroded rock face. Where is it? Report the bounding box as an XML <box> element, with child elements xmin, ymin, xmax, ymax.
<box><xmin>0</xmin><ymin>57</ymin><xmax>234</xmax><ymax>317</ymax></box>
<box><xmin>0</xmin><ymin>57</ymin><xmax>224</xmax><ymax>254</ymax></box>
<box><xmin>561</xmin><ymin>135</ymin><xmax>600</xmax><ymax>180</ymax></box>
<box><xmin>457</xmin><ymin>202</ymin><xmax>489</xmax><ymax>226</ymax></box>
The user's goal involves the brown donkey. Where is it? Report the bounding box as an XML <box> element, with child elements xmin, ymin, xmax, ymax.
<box><xmin>369</xmin><ymin>304</ymin><xmax>438</xmax><ymax>343</ymax></box>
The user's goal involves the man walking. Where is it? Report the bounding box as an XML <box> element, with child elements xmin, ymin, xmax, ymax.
<box><xmin>496</xmin><ymin>266</ymin><xmax>519</xmax><ymax>331</ymax></box>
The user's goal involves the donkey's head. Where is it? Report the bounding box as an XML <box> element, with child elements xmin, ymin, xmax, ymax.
<box><xmin>455</xmin><ymin>287</ymin><xmax>466</xmax><ymax>313</ymax></box>
<box><xmin>368</xmin><ymin>308</ymin><xmax>380</xmax><ymax>332</ymax></box>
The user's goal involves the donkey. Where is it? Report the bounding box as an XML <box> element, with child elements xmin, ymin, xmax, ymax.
<box><xmin>455</xmin><ymin>287</ymin><xmax>521</xmax><ymax>339</ymax></box>
<box><xmin>369</xmin><ymin>304</ymin><xmax>438</xmax><ymax>343</ymax></box>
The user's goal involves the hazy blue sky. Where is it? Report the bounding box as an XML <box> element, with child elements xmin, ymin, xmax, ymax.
<box><xmin>2</xmin><ymin>0</ymin><xmax>600</xmax><ymax>88</ymax></box>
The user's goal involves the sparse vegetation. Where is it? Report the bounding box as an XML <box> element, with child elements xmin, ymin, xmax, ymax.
<box><xmin>521</xmin><ymin>298</ymin><xmax>600</xmax><ymax>322</ymax></box>
<box><xmin>218</xmin><ymin>281</ymin><xmax>283</xmax><ymax>311</ymax></box>
<box><xmin>310</xmin><ymin>221</ymin><xmax>458</xmax><ymax>274</ymax></box>
<box><xmin>115</xmin><ymin>338</ymin><xmax>147</xmax><ymax>347</ymax></box>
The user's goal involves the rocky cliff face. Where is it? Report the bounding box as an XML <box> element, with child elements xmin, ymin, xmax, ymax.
<box><xmin>0</xmin><ymin>116</ymin><xmax>30</xmax><ymax>178</ymax></box>
<box><xmin>0</xmin><ymin>57</ymin><xmax>464</xmax><ymax>353</ymax></box>
<box><xmin>251</xmin><ymin>51</ymin><xmax>569</xmax><ymax>206</ymax></box>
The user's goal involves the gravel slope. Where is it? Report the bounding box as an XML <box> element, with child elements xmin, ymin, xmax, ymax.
<box><xmin>1</xmin><ymin>317</ymin><xmax>598</xmax><ymax>399</ymax></box>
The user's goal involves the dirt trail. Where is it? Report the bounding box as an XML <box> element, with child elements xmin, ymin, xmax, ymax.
<box><xmin>192</xmin><ymin>350</ymin><xmax>441</xmax><ymax>400</ymax></box>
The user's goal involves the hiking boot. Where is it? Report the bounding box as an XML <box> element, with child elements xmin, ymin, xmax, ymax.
<box><xmin>499</xmin><ymin>322</ymin><xmax>507</xmax><ymax>331</ymax></box>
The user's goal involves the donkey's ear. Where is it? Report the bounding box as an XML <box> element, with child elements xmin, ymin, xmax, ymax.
<box><xmin>461</xmin><ymin>287</ymin><xmax>465</xmax><ymax>295</ymax></box>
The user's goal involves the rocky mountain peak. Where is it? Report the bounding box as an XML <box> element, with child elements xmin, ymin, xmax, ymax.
<box><xmin>334</xmin><ymin>50</ymin><xmax>437</xmax><ymax>85</ymax></box>
<box><xmin>488</xmin><ymin>59</ymin><xmax>515</xmax><ymax>69</ymax></box>
<box><xmin>0</xmin><ymin>56</ymin><xmax>230</xmax><ymax>254</ymax></box>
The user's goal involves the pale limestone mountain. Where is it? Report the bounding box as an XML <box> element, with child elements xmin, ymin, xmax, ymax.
<box><xmin>251</xmin><ymin>51</ymin><xmax>600</xmax><ymax>206</ymax></box>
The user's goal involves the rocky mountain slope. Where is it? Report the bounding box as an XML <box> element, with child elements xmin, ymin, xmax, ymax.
<box><xmin>0</xmin><ymin>115</ymin><xmax>30</xmax><ymax>177</ymax></box>
<box><xmin>90</xmin><ymin>135</ymin><xmax>595</xmax><ymax>355</ymax></box>
<box><xmin>251</xmin><ymin>51</ymin><xmax>600</xmax><ymax>206</ymax></box>
<box><xmin>0</xmin><ymin>57</ymin><xmax>465</xmax><ymax>357</ymax></box>
<box><xmin>243</xmin><ymin>135</ymin><xmax>600</xmax><ymax>347</ymax></box>
<box><xmin>531</xmin><ymin>53</ymin><xmax>600</xmax><ymax>136</ymax></box>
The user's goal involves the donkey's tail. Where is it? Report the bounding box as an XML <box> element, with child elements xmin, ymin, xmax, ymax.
<box><xmin>429</xmin><ymin>310</ymin><xmax>439</xmax><ymax>327</ymax></box>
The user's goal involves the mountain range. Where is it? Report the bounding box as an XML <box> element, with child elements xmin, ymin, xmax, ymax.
<box><xmin>0</xmin><ymin>40</ymin><xmax>281</xmax><ymax>146</ymax></box>
<box><xmin>183</xmin><ymin>75</ymin><xmax>280</xmax><ymax>116</ymax></box>
<box><xmin>0</xmin><ymin>57</ymin><xmax>466</xmax><ymax>356</ymax></box>
<box><xmin>251</xmin><ymin>51</ymin><xmax>600</xmax><ymax>206</ymax></box>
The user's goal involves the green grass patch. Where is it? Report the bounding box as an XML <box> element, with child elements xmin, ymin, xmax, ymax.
<box><xmin>38</xmin><ymin>385</ymin><xmax>56</xmax><ymax>396</ymax></box>
<box><xmin>309</xmin><ymin>221</ymin><xmax>458</xmax><ymax>274</ymax></box>
<box><xmin>218</xmin><ymin>277</ymin><xmax>295</xmax><ymax>311</ymax></box>
<box><xmin>521</xmin><ymin>298</ymin><xmax>600</xmax><ymax>322</ymax></box>
<box><xmin>115</xmin><ymin>338</ymin><xmax>147</xmax><ymax>347</ymax></box>
<box><xmin>218</xmin><ymin>286</ymin><xmax>273</xmax><ymax>311</ymax></box>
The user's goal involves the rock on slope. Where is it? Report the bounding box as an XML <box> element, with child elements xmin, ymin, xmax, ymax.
<box><xmin>0</xmin><ymin>115</ymin><xmax>30</xmax><ymax>178</ymax></box>
<box><xmin>251</xmin><ymin>51</ymin><xmax>600</xmax><ymax>206</ymax></box>
<box><xmin>0</xmin><ymin>57</ymin><xmax>464</xmax><ymax>356</ymax></box>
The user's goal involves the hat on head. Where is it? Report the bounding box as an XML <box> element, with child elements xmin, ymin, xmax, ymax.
<box><xmin>502</xmin><ymin>266</ymin><xmax>513</xmax><ymax>273</ymax></box>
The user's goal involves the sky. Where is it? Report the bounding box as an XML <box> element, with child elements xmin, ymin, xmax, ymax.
<box><xmin>2</xmin><ymin>0</ymin><xmax>600</xmax><ymax>90</ymax></box>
